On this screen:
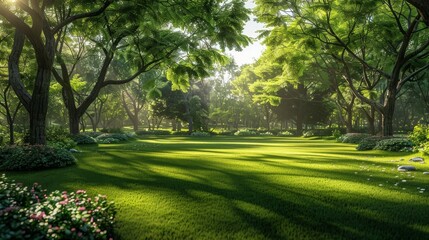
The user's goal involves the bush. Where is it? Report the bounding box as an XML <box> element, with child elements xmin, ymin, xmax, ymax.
<box><xmin>46</xmin><ymin>126</ymin><xmax>70</xmax><ymax>142</ymax></box>
<box><xmin>135</xmin><ymin>130</ymin><xmax>171</xmax><ymax>136</ymax></box>
<box><xmin>277</xmin><ymin>131</ymin><xmax>294</xmax><ymax>136</ymax></box>
<box><xmin>234</xmin><ymin>130</ymin><xmax>258</xmax><ymax>136</ymax></box>
<box><xmin>95</xmin><ymin>133</ymin><xmax>129</xmax><ymax>142</ymax></box>
<box><xmin>338</xmin><ymin>133</ymin><xmax>371</xmax><ymax>144</ymax></box>
<box><xmin>218</xmin><ymin>131</ymin><xmax>236</xmax><ymax>136</ymax></box>
<box><xmin>171</xmin><ymin>131</ymin><xmax>190</xmax><ymax>136</ymax></box>
<box><xmin>0</xmin><ymin>145</ymin><xmax>77</xmax><ymax>171</ymax></box>
<box><xmin>422</xmin><ymin>142</ymin><xmax>429</xmax><ymax>155</ymax></box>
<box><xmin>84</xmin><ymin>132</ymin><xmax>104</xmax><ymax>138</ymax></box>
<box><xmin>260</xmin><ymin>131</ymin><xmax>273</xmax><ymax>136</ymax></box>
<box><xmin>355</xmin><ymin>136</ymin><xmax>391</xmax><ymax>151</ymax></box>
<box><xmin>98</xmin><ymin>138</ymin><xmax>120</xmax><ymax>144</ymax></box>
<box><xmin>0</xmin><ymin>174</ymin><xmax>116</xmax><ymax>240</ymax></box>
<box><xmin>332</xmin><ymin>129</ymin><xmax>342</xmax><ymax>139</ymax></box>
<box><xmin>48</xmin><ymin>138</ymin><xmax>77</xmax><ymax>150</ymax></box>
<box><xmin>302</xmin><ymin>130</ymin><xmax>315</xmax><ymax>138</ymax></box>
<box><xmin>70</xmin><ymin>134</ymin><xmax>97</xmax><ymax>145</ymax></box>
<box><xmin>409</xmin><ymin>124</ymin><xmax>428</xmax><ymax>147</ymax></box>
<box><xmin>100</xmin><ymin>128</ymin><xmax>123</xmax><ymax>133</ymax></box>
<box><xmin>374</xmin><ymin>138</ymin><xmax>414</xmax><ymax>152</ymax></box>
<box><xmin>190</xmin><ymin>131</ymin><xmax>211</xmax><ymax>137</ymax></box>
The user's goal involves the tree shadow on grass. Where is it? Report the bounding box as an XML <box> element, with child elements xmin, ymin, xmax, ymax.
<box><xmin>6</xmin><ymin>137</ymin><xmax>429</xmax><ymax>239</ymax></box>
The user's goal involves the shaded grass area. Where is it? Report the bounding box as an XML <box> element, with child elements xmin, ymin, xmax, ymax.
<box><xmin>6</xmin><ymin>136</ymin><xmax>429</xmax><ymax>239</ymax></box>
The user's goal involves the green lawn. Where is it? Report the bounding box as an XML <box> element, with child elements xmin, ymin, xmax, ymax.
<box><xmin>6</xmin><ymin>136</ymin><xmax>429</xmax><ymax>239</ymax></box>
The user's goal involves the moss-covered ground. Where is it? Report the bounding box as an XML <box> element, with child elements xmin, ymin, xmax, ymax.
<box><xmin>7</xmin><ymin>136</ymin><xmax>429</xmax><ymax>239</ymax></box>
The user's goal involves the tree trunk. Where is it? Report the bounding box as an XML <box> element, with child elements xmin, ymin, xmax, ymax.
<box><xmin>382</xmin><ymin>91</ymin><xmax>396</xmax><ymax>136</ymax></box>
<box><xmin>69</xmin><ymin>111</ymin><xmax>80</xmax><ymax>135</ymax></box>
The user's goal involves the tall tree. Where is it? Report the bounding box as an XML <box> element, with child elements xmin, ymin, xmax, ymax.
<box><xmin>0</xmin><ymin>0</ymin><xmax>112</xmax><ymax>144</ymax></box>
<box><xmin>53</xmin><ymin>0</ymin><xmax>250</xmax><ymax>134</ymax></box>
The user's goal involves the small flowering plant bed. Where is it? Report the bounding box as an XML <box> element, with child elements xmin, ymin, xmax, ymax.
<box><xmin>0</xmin><ymin>174</ymin><xmax>116</xmax><ymax>239</ymax></box>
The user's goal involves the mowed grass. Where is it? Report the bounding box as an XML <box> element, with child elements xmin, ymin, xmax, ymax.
<box><xmin>6</xmin><ymin>136</ymin><xmax>429</xmax><ymax>239</ymax></box>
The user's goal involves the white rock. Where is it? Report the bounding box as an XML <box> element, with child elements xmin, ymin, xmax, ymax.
<box><xmin>410</xmin><ymin>157</ymin><xmax>424</xmax><ymax>162</ymax></box>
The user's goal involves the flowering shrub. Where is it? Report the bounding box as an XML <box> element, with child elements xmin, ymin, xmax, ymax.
<box><xmin>260</xmin><ymin>132</ymin><xmax>273</xmax><ymax>136</ymax></box>
<box><xmin>234</xmin><ymin>130</ymin><xmax>258</xmax><ymax>136</ymax></box>
<box><xmin>190</xmin><ymin>131</ymin><xmax>211</xmax><ymax>137</ymax></box>
<box><xmin>0</xmin><ymin>175</ymin><xmax>116</xmax><ymax>239</ymax></box>
<box><xmin>0</xmin><ymin>145</ymin><xmax>76</xmax><ymax>171</ymax></box>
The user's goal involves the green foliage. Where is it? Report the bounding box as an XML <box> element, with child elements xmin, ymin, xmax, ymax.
<box><xmin>98</xmin><ymin>138</ymin><xmax>120</xmax><ymax>144</ymax></box>
<box><xmin>46</xmin><ymin>126</ymin><xmax>77</xmax><ymax>149</ymax></box>
<box><xmin>83</xmin><ymin>132</ymin><xmax>104</xmax><ymax>138</ymax></box>
<box><xmin>422</xmin><ymin>142</ymin><xmax>429</xmax><ymax>155</ymax></box>
<box><xmin>338</xmin><ymin>133</ymin><xmax>371</xmax><ymax>144</ymax></box>
<box><xmin>374</xmin><ymin>138</ymin><xmax>414</xmax><ymax>152</ymax></box>
<box><xmin>332</xmin><ymin>129</ymin><xmax>342</xmax><ymax>139</ymax></box>
<box><xmin>190</xmin><ymin>131</ymin><xmax>211</xmax><ymax>137</ymax></box>
<box><xmin>0</xmin><ymin>145</ymin><xmax>76</xmax><ymax>171</ymax></box>
<box><xmin>136</xmin><ymin>130</ymin><xmax>171</xmax><ymax>136</ymax></box>
<box><xmin>0</xmin><ymin>175</ymin><xmax>115</xmax><ymax>239</ymax></box>
<box><xmin>302</xmin><ymin>130</ymin><xmax>315</xmax><ymax>138</ymax></box>
<box><xmin>408</xmin><ymin>124</ymin><xmax>428</xmax><ymax>147</ymax></box>
<box><xmin>234</xmin><ymin>130</ymin><xmax>258</xmax><ymax>136</ymax></box>
<box><xmin>355</xmin><ymin>136</ymin><xmax>391</xmax><ymax>151</ymax></box>
<box><xmin>95</xmin><ymin>133</ymin><xmax>129</xmax><ymax>142</ymax></box>
<box><xmin>70</xmin><ymin>134</ymin><xmax>98</xmax><ymax>145</ymax></box>
<box><xmin>278</xmin><ymin>131</ymin><xmax>294</xmax><ymax>136</ymax></box>
<box><xmin>100</xmin><ymin>128</ymin><xmax>124</xmax><ymax>134</ymax></box>
<box><xmin>47</xmin><ymin>138</ymin><xmax>77</xmax><ymax>150</ymax></box>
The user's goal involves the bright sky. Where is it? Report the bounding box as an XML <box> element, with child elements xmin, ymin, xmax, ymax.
<box><xmin>227</xmin><ymin>1</ymin><xmax>266</xmax><ymax>66</ymax></box>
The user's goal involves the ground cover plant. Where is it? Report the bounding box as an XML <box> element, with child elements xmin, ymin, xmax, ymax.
<box><xmin>5</xmin><ymin>136</ymin><xmax>429</xmax><ymax>239</ymax></box>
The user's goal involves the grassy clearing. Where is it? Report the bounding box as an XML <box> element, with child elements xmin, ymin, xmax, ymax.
<box><xmin>6</xmin><ymin>136</ymin><xmax>429</xmax><ymax>239</ymax></box>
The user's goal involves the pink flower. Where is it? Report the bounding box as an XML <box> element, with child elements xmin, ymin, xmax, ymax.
<box><xmin>71</xmin><ymin>228</ymin><xmax>76</xmax><ymax>232</ymax></box>
<box><xmin>78</xmin><ymin>207</ymin><xmax>86</xmax><ymax>211</ymax></box>
<box><xmin>59</xmin><ymin>200</ymin><xmax>68</xmax><ymax>205</ymax></box>
<box><xmin>76</xmin><ymin>190</ymin><xmax>86</xmax><ymax>194</ymax></box>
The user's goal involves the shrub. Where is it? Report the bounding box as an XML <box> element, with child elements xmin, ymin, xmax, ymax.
<box><xmin>100</xmin><ymin>128</ymin><xmax>123</xmax><ymax>133</ymax></box>
<box><xmin>332</xmin><ymin>129</ymin><xmax>342</xmax><ymax>139</ymax></box>
<box><xmin>218</xmin><ymin>131</ymin><xmax>236</xmax><ymax>136</ymax></box>
<box><xmin>302</xmin><ymin>130</ymin><xmax>315</xmax><ymax>138</ymax></box>
<box><xmin>135</xmin><ymin>130</ymin><xmax>171</xmax><ymax>136</ymax></box>
<box><xmin>338</xmin><ymin>133</ymin><xmax>371</xmax><ymax>144</ymax></box>
<box><xmin>260</xmin><ymin>131</ymin><xmax>273</xmax><ymax>136</ymax></box>
<box><xmin>0</xmin><ymin>145</ymin><xmax>76</xmax><ymax>171</ymax></box>
<box><xmin>374</xmin><ymin>138</ymin><xmax>414</xmax><ymax>152</ymax></box>
<box><xmin>95</xmin><ymin>133</ymin><xmax>129</xmax><ymax>142</ymax></box>
<box><xmin>48</xmin><ymin>138</ymin><xmax>77</xmax><ymax>150</ymax></box>
<box><xmin>171</xmin><ymin>131</ymin><xmax>190</xmax><ymax>136</ymax></box>
<box><xmin>234</xmin><ymin>130</ymin><xmax>258</xmax><ymax>136</ymax></box>
<box><xmin>277</xmin><ymin>131</ymin><xmax>293</xmax><ymax>136</ymax></box>
<box><xmin>190</xmin><ymin>131</ymin><xmax>211</xmax><ymax>137</ymax></box>
<box><xmin>46</xmin><ymin>126</ymin><xmax>69</xmax><ymax>142</ymax></box>
<box><xmin>84</xmin><ymin>132</ymin><xmax>104</xmax><ymax>138</ymax></box>
<box><xmin>98</xmin><ymin>138</ymin><xmax>120</xmax><ymax>144</ymax></box>
<box><xmin>355</xmin><ymin>136</ymin><xmax>391</xmax><ymax>151</ymax></box>
<box><xmin>409</xmin><ymin>124</ymin><xmax>428</xmax><ymax>147</ymax></box>
<box><xmin>0</xmin><ymin>174</ymin><xmax>116</xmax><ymax>240</ymax></box>
<box><xmin>70</xmin><ymin>134</ymin><xmax>97</xmax><ymax>145</ymax></box>
<box><xmin>422</xmin><ymin>142</ymin><xmax>429</xmax><ymax>155</ymax></box>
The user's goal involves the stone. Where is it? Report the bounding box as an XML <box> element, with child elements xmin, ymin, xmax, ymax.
<box><xmin>423</xmin><ymin>172</ymin><xmax>429</xmax><ymax>175</ymax></box>
<box><xmin>397</xmin><ymin>165</ymin><xmax>416</xmax><ymax>171</ymax></box>
<box><xmin>69</xmin><ymin>148</ymin><xmax>79</xmax><ymax>153</ymax></box>
<box><xmin>409</xmin><ymin>157</ymin><xmax>424</xmax><ymax>163</ymax></box>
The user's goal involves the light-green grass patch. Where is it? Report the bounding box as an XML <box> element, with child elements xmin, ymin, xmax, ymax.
<box><xmin>6</xmin><ymin>136</ymin><xmax>429</xmax><ymax>239</ymax></box>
